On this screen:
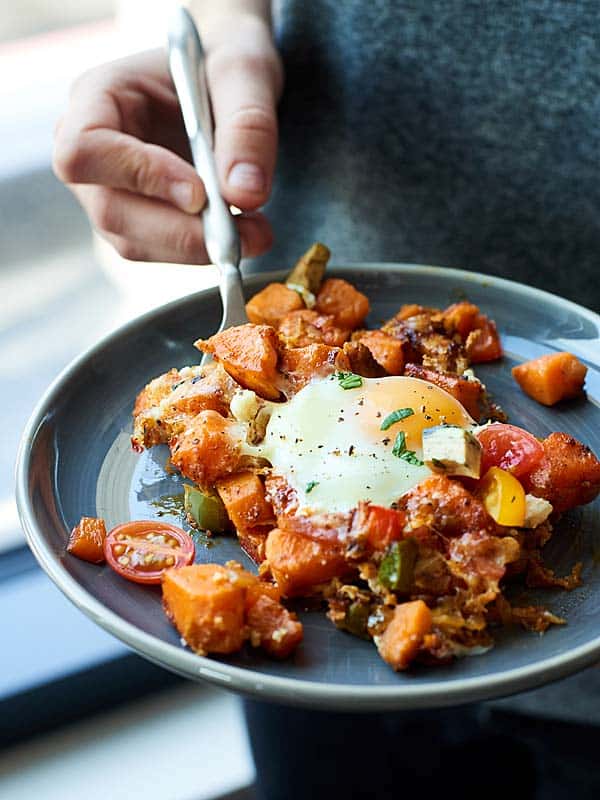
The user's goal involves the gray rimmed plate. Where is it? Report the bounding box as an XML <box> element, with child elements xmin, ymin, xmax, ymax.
<box><xmin>15</xmin><ymin>265</ymin><xmax>600</xmax><ymax>711</ymax></box>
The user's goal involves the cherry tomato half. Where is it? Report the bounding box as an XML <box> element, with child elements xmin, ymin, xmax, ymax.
<box><xmin>476</xmin><ymin>423</ymin><xmax>544</xmax><ymax>479</ymax></box>
<box><xmin>104</xmin><ymin>520</ymin><xmax>195</xmax><ymax>585</ymax></box>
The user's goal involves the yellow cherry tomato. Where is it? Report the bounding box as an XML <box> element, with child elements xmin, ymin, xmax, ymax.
<box><xmin>477</xmin><ymin>466</ymin><xmax>526</xmax><ymax>527</ymax></box>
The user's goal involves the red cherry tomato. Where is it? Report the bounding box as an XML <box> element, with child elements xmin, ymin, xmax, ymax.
<box><xmin>476</xmin><ymin>423</ymin><xmax>544</xmax><ymax>479</ymax></box>
<box><xmin>104</xmin><ymin>520</ymin><xmax>195</xmax><ymax>585</ymax></box>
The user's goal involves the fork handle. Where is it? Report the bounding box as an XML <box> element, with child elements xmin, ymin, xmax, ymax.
<box><xmin>168</xmin><ymin>7</ymin><xmax>245</xmax><ymax>329</ymax></box>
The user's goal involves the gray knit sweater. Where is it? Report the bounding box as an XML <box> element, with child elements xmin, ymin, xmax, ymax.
<box><xmin>254</xmin><ymin>1</ymin><xmax>600</xmax><ymax>311</ymax></box>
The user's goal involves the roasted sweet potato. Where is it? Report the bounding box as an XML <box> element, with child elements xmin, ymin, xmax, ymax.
<box><xmin>237</xmin><ymin>526</ymin><xmax>271</xmax><ymax>563</ymax></box>
<box><xmin>265</xmin><ymin>527</ymin><xmax>348</xmax><ymax>596</ymax></box>
<box><xmin>341</xmin><ymin>341</ymin><xmax>385</xmax><ymax>377</ymax></box>
<box><xmin>315</xmin><ymin>278</ymin><xmax>370</xmax><ymax>330</ymax></box>
<box><xmin>67</xmin><ymin>516</ymin><xmax>106</xmax><ymax>563</ymax></box>
<box><xmin>512</xmin><ymin>352</ymin><xmax>587</xmax><ymax>406</ymax></box>
<box><xmin>400</xmin><ymin>474</ymin><xmax>496</xmax><ymax>538</ymax></box>
<box><xmin>216</xmin><ymin>472</ymin><xmax>275</xmax><ymax>533</ymax></box>
<box><xmin>162</xmin><ymin>564</ymin><xmax>247</xmax><ymax>655</ymax></box>
<box><xmin>403</xmin><ymin>363</ymin><xmax>484</xmax><ymax>420</ymax></box>
<box><xmin>197</xmin><ymin>324</ymin><xmax>281</xmax><ymax>401</ymax></box>
<box><xmin>526</xmin><ymin>432</ymin><xmax>600</xmax><ymax>513</ymax></box>
<box><xmin>466</xmin><ymin>315</ymin><xmax>503</xmax><ymax>363</ymax></box>
<box><xmin>278</xmin><ymin>309</ymin><xmax>350</xmax><ymax>348</ymax></box>
<box><xmin>442</xmin><ymin>301</ymin><xmax>481</xmax><ymax>339</ymax></box>
<box><xmin>355</xmin><ymin>330</ymin><xmax>405</xmax><ymax>374</ymax></box>
<box><xmin>246</xmin><ymin>594</ymin><xmax>303</xmax><ymax>658</ymax></box>
<box><xmin>376</xmin><ymin>600</ymin><xmax>432</xmax><ymax>670</ymax></box>
<box><xmin>279</xmin><ymin>342</ymin><xmax>350</xmax><ymax>392</ymax></box>
<box><xmin>132</xmin><ymin>364</ymin><xmax>238</xmax><ymax>450</ymax></box>
<box><xmin>170</xmin><ymin>410</ymin><xmax>243</xmax><ymax>489</ymax></box>
<box><xmin>245</xmin><ymin>283</ymin><xmax>305</xmax><ymax>327</ymax></box>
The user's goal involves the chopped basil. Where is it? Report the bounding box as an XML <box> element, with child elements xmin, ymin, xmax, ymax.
<box><xmin>391</xmin><ymin>431</ymin><xmax>407</xmax><ymax>457</ymax></box>
<box><xmin>336</xmin><ymin>371</ymin><xmax>363</xmax><ymax>389</ymax></box>
<box><xmin>400</xmin><ymin>450</ymin><xmax>424</xmax><ymax>466</ymax></box>
<box><xmin>380</xmin><ymin>407</ymin><xmax>414</xmax><ymax>431</ymax></box>
<box><xmin>306</xmin><ymin>480</ymin><xmax>319</xmax><ymax>493</ymax></box>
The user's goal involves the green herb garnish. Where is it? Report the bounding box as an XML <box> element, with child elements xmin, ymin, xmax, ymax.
<box><xmin>400</xmin><ymin>450</ymin><xmax>424</xmax><ymax>466</ymax></box>
<box><xmin>306</xmin><ymin>480</ymin><xmax>319</xmax><ymax>493</ymax></box>
<box><xmin>380</xmin><ymin>407</ymin><xmax>414</xmax><ymax>431</ymax></box>
<box><xmin>336</xmin><ymin>371</ymin><xmax>363</xmax><ymax>390</ymax></box>
<box><xmin>391</xmin><ymin>431</ymin><xmax>407</xmax><ymax>457</ymax></box>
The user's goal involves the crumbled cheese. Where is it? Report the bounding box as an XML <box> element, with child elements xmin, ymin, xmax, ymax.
<box><xmin>422</xmin><ymin>425</ymin><xmax>482</xmax><ymax>478</ymax></box>
<box><xmin>523</xmin><ymin>495</ymin><xmax>553</xmax><ymax>528</ymax></box>
<box><xmin>230</xmin><ymin>389</ymin><xmax>262</xmax><ymax>422</ymax></box>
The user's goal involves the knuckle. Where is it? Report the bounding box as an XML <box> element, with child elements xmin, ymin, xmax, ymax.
<box><xmin>173</xmin><ymin>225</ymin><xmax>204</xmax><ymax>261</ymax></box>
<box><xmin>52</xmin><ymin>132</ymin><xmax>85</xmax><ymax>183</ymax></box>
<box><xmin>90</xmin><ymin>189</ymin><xmax>121</xmax><ymax>234</ymax></box>
<box><xmin>228</xmin><ymin>104</ymin><xmax>277</xmax><ymax>139</ymax></box>
<box><xmin>128</xmin><ymin>147</ymin><xmax>163</xmax><ymax>197</ymax></box>
<box><xmin>114</xmin><ymin>238</ymin><xmax>144</xmax><ymax>262</ymax></box>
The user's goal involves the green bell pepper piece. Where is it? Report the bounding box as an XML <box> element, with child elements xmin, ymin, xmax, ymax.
<box><xmin>184</xmin><ymin>485</ymin><xmax>230</xmax><ymax>533</ymax></box>
<box><xmin>378</xmin><ymin>538</ymin><xmax>418</xmax><ymax>592</ymax></box>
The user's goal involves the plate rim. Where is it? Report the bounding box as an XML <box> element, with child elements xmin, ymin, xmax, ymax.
<box><xmin>15</xmin><ymin>262</ymin><xmax>600</xmax><ymax>710</ymax></box>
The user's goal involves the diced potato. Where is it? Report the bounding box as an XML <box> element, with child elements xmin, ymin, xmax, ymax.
<box><xmin>278</xmin><ymin>309</ymin><xmax>350</xmax><ymax>348</ymax></box>
<box><xmin>246</xmin><ymin>594</ymin><xmax>303</xmax><ymax>658</ymax></box>
<box><xmin>162</xmin><ymin>564</ymin><xmax>247</xmax><ymax>655</ymax></box>
<box><xmin>376</xmin><ymin>600</ymin><xmax>432</xmax><ymax>671</ymax></box>
<box><xmin>216</xmin><ymin>472</ymin><xmax>275</xmax><ymax>533</ymax></box>
<box><xmin>315</xmin><ymin>278</ymin><xmax>370</xmax><ymax>330</ymax></box>
<box><xmin>512</xmin><ymin>352</ymin><xmax>587</xmax><ymax>406</ymax></box>
<box><xmin>246</xmin><ymin>283</ymin><xmax>305</xmax><ymax>327</ymax></box>
<box><xmin>355</xmin><ymin>330</ymin><xmax>405</xmax><ymax>374</ymax></box>
<box><xmin>265</xmin><ymin>528</ymin><xmax>347</xmax><ymax>597</ymax></box>
<box><xmin>170</xmin><ymin>411</ymin><xmax>244</xmax><ymax>489</ymax></box>
<box><xmin>422</xmin><ymin>425</ymin><xmax>482</xmax><ymax>478</ymax></box>
<box><xmin>196</xmin><ymin>324</ymin><xmax>282</xmax><ymax>401</ymax></box>
<box><xmin>67</xmin><ymin>516</ymin><xmax>107</xmax><ymax>563</ymax></box>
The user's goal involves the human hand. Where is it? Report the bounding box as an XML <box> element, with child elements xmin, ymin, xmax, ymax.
<box><xmin>53</xmin><ymin>20</ymin><xmax>282</xmax><ymax>264</ymax></box>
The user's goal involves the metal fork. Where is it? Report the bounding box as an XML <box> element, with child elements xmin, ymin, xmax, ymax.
<box><xmin>168</xmin><ymin>7</ymin><xmax>247</xmax><ymax>362</ymax></box>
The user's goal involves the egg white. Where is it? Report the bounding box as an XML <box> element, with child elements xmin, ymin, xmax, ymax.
<box><xmin>255</xmin><ymin>375</ymin><xmax>473</xmax><ymax>514</ymax></box>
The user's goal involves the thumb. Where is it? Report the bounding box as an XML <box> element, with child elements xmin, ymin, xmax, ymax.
<box><xmin>208</xmin><ymin>45</ymin><xmax>281</xmax><ymax>211</ymax></box>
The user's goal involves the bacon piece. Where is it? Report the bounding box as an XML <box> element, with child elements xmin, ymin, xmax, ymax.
<box><xmin>525</xmin><ymin>432</ymin><xmax>600</xmax><ymax>513</ymax></box>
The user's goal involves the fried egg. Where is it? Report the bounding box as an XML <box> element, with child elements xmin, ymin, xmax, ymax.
<box><xmin>256</xmin><ymin>375</ymin><xmax>474</xmax><ymax>513</ymax></box>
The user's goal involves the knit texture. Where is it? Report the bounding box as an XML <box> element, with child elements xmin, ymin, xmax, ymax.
<box><xmin>250</xmin><ymin>1</ymin><xmax>600</xmax><ymax>311</ymax></box>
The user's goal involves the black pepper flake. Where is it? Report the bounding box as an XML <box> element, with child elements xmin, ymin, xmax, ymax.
<box><xmin>366</xmin><ymin>485</ymin><xmax>372</xmax><ymax>490</ymax></box>
<box><xmin>348</xmin><ymin>445</ymin><xmax>355</xmax><ymax>455</ymax></box>
<box><xmin>191</xmin><ymin>376</ymin><xmax>203</xmax><ymax>384</ymax></box>
<box><xmin>358</xmin><ymin>399</ymin><xmax>364</xmax><ymax>406</ymax></box>
<box><xmin>382</xmin><ymin>437</ymin><xmax>390</xmax><ymax>446</ymax></box>
<box><xmin>338</xmin><ymin>417</ymin><xmax>345</xmax><ymax>423</ymax></box>
<box><xmin>424</xmin><ymin>414</ymin><xmax>432</xmax><ymax>421</ymax></box>
<box><xmin>192</xmin><ymin>438</ymin><xmax>199</xmax><ymax>445</ymax></box>
<box><xmin>376</xmin><ymin>411</ymin><xmax>382</xmax><ymax>418</ymax></box>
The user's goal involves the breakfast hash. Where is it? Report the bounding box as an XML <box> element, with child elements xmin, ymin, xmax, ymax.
<box><xmin>68</xmin><ymin>244</ymin><xmax>600</xmax><ymax>671</ymax></box>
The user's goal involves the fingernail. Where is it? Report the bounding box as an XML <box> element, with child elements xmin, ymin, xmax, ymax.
<box><xmin>228</xmin><ymin>162</ymin><xmax>266</xmax><ymax>194</ymax></box>
<box><xmin>169</xmin><ymin>181</ymin><xmax>197</xmax><ymax>212</ymax></box>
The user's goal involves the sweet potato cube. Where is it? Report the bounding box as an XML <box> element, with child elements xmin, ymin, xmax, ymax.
<box><xmin>246</xmin><ymin>594</ymin><xmax>303</xmax><ymax>658</ymax></box>
<box><xmin>265</xmin><ymin>528</ymin><xmax>347</xmax><ymax>596</ymax></box>
<box><xmin>512</xmin><ymin>352</ymin><xmax>587</xmax><ymax>406</ymax></box>
<box><xmin>67</xmin><ymin>516</ymin><xmax>106</xmax><ymax>563</ymax></box>
<box><xmin>355</xmin><ymin>330</ymin><xmax>405</xmax><ymax>374</ymax></box>
<box><xmin>162</xmin><ymin>564</ymin><xmax>247</xmax><ymax>655</ymax></box>
<box><xmin>246</xmin><ymin>283</ymin><xmax>304</xmax><ymax>327</ymax></box>
<box><xmin>315</xmin><ymin>278</ymin><xmax>370</xmax><ymax>330</ymax></box>
<box><xmin>170</xmin><ymin>410</ymin><xmax>242</xmax><ymax>489</ymax></box>
<box><xmin>216</xmin><ymin>472</ymin><xmax>275</xmax><ymax>533</ymax></box>
<box><xmin>403</xmin><ymin>363</ymin><xmax>484</xmax><ymax>420</ymax></box>
<box><xmin>376</xmin><ymin>600</ymin><xmax>432</xmax><ymax>671</ymax></box>
<box><xmin>196</xmin><ymin>324</ymin><xmax>281</xmax><ymax>401</ymax></box>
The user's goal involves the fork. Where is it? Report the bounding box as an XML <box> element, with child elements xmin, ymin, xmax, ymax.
<box><xmin>168</xmin><ymin>7</ymin><xmax>247</xmax><ymax>362</ymax></box>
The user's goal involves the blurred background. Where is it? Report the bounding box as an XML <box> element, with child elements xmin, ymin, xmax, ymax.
<box><xmin>0</xmin><ymin>3</ymin><xmax>250</xmax><ymax>799</ymax></box>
